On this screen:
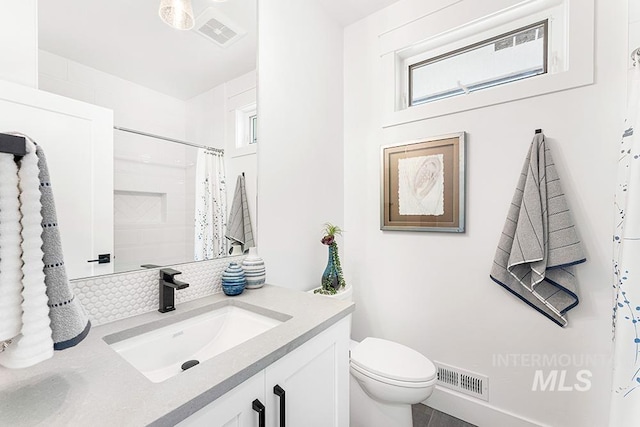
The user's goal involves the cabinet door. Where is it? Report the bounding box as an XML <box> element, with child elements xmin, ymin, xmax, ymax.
<box><xmin>177</xmin><ymin>371</ymin><xmax>266</xmax><ymax>427</ymax></box>
<box><xmin>265</xmin><ymin>316</ymin><xmax>351</xmax><ymax>427</ymax></box>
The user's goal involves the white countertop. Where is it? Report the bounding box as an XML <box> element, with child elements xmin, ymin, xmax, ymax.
<box><xmin>0</xmin><ymin>285</ymin><xmax>354</xmax><ymax>427</ymax></box>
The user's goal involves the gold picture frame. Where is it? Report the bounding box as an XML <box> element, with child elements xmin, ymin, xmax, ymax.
<box><xmin>381</xmin><ymin>133</ymin><xmax>466</xmax><ymax>232</ymax></box>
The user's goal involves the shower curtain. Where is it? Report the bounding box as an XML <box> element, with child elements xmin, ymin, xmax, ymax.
<box><xmin>194</xmin><ymin>148</ymin><xmax>227</xmax><ymax>261</ymax></box>
<box><xmin>610</xmin><ymin>66</ymin><xmax>640</xmax><ymax>424</ymax></box>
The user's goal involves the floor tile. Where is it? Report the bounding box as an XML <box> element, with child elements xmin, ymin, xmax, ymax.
<box><xmin>412</xmin><ymin>403</ymin><xmax>433</xmax><ymax>426</ymax></box>
<box><xmin>427</xmin><ymin>409</ymin><xmax>477</xmax><ymax>427</ymax></box>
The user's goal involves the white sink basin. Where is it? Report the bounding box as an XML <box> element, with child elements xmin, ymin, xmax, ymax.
<box><xmin>103</xmin><ymin>302</ymin><xmax>289</xmax><ymax>383</ymax></box>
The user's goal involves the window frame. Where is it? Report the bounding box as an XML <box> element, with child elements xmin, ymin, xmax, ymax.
<box><xmin>234</xmin><ymin>102</ymin><xmax>257</xmax><ymax>150</ymax></box>
<box><xmin>378</xmin><ymin>0</ymin><xmax>595</xmax><ymax>128</ymax></box>
<box><xmin>249</xmin><ymin>114</ymin><xmax>257</xmax><ymax>145</ymax></box>
<box><xmin>408</xmin><ymin>19</ymin><xmax>549</xmax><ymax>107</ymax></box>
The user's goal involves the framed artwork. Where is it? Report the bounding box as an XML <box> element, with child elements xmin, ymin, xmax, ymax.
<box><xmin>381</xmin><ymin>132</ymin><xmax>465</xmax><ymax>232</ymax></box>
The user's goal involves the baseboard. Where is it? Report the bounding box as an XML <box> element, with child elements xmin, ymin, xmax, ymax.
<box><xmin>425</xmin><ymin>386</ymin><xmax>552</xmax><ymax>427</ymax></box>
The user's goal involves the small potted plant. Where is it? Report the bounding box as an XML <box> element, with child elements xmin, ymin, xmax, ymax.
<box><xmin>314</xmin><ymin>223</ymin><xmax>347</xmax><ymax>295</ymax></box>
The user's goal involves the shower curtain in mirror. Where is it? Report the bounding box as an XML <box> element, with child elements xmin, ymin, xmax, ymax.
<box><xmin>610</xmin><ymin>66</ymin><xmax>640</xmax><ymax>424</ymax></box>
<box><xmin>194</xmin><ymin>148</ymin><xmax>227</xmax><ymax>260</ymax></box>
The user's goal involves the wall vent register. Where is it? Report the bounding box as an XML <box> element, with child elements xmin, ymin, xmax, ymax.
<box><xmin>433</xmin><ymin>361</ymin><xmax>489</xmax><ymax>401</ymax></box>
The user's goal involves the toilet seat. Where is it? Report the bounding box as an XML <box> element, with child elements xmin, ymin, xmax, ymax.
<box><xmin>350</xmin><ymin>337</ymin><xmax>436</xmax><ymax>384</ymax></box>
<box><xmin>350</xmin><ymin>362</ymin><xmax>437</xmax><ymax>388</ymax></box>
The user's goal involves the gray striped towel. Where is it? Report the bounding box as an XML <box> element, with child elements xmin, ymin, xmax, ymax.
<box><xmin>225</xmin><ymin>174</ymin><xmax>254</xmax><ymax>253</ymax></box>
<box><xmin>490</xmin><ymin>133</ymin><xmax>585</xmax><ymax>327</ymax></box>
<box><xmin>37</xmin><ymin>145</ymin><xmax>91</xmax><ymax>349</ymax></box>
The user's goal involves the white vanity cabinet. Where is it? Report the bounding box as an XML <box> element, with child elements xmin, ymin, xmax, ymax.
<box><xmin>176</xmin><ymin>315</ymin><xmax>351</xmax><ymax>427</ymax></box>
<box><xmin>176</xmin><ymin>371</ymin><xmax>266</xmax><ymax>427</ymax></box>
<box><xmin>265</xmin><ymin>315</ymin><xmax>350</xmax><ymax>427</ymax></box>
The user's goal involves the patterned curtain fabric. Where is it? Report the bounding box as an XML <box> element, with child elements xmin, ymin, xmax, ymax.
<box><xmin>194</xmin><ymin>148</ymin><xmax>227</xmax><ymax>260</ymax></box>
<box><xmin>610</xmin><ymin>67</ymin><xmax>640</xmax><ymax>424</ymax></box>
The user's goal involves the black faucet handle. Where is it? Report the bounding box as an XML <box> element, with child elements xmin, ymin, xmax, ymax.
<box><xmin>174</xmin><ymin>281</ymin><xmax>190</xmax><ymax>290</ymax></box>
<box><xmin>158</xmin><ymin>268</ymin><xmax>188</xmax><ymax>313</ymax></box>
<box><xmin>160</xmin><ymin>268</ymin><xmax>182</xmax><ymax>280</ymax></box>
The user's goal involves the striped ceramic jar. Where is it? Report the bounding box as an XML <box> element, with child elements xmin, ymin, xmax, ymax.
<box><xmin>242</xmin><ymin>247</ymin><xmax>266</xmax><ymax>289</ymax></box>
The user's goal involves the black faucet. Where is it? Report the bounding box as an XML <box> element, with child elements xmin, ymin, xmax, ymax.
<box><xmin>159</xmin><ymin>268</ymin><xmax>189</xmax><ymax>313</ymax></box>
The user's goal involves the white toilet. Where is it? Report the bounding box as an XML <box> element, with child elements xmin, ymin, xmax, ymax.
<box><xmin>310</xmin><ymin>285</ymin><xmax>437</xmax><ymax>427</ymax></box>
<box><xmin>350</xmin><ymin>337</ymin><xmax>437</xmax><ymax>427</ymax></box>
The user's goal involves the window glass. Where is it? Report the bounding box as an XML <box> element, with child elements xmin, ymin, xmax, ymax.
<box><xmin>409</xmin><ymin>21</ymin><xmax>547</xmax><ymax>106</ymax></box>
<box><xmin>250</xmin><ymin>114</ymin><xmax>257</xmax><ymax>144</ymax></box>
<box><xmin>234</xmin><ymin>103</ymin><xmax>257</xmax><ymax>149</ymax></box>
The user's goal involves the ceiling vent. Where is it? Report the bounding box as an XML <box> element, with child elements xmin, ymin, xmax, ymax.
<box><xmin>194</xmin><ymin>8</ymin><xmax>246</xmax><ymax>48</ymax></box>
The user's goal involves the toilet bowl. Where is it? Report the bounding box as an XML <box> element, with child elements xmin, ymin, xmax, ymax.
<box><xmin>349</xmin><ymin>337</ymin><xmax>437</xmax><ymax>427</ymax></box>
<box><xmin>308</xmin><ymin>286</ymin><xmax>436</xmax><ymax>427</ymax></box>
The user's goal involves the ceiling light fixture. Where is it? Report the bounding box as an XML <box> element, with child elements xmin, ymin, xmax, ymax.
<box><xmin>159</xmin><ymin>0</ymin><xmax>195</xmax><ymax>30</ymax></box>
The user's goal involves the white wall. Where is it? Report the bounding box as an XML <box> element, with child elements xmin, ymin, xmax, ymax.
<box><xmin>113</xmin><ymin>132</ymin><xmax>194</xmax><ymax>272</ymax></box>
<box><xmin>257</xmin><ymin>0</ymin><xmax>344</xmax><ymax>291</ymax></box>
<box><xmin>38</xmin><ymin>50</ymin><xmax>187</xmax><ymax>140</ymax></box>
<box><xmin>344</xmin><ymin>1</ymin><xmax>625</xmax><ymax>427</ymax></box>
<box><xmin>630</xmin><ymin>0</ymin><xmax>640</xmax><ymax>60</ymax></box>
<box><xmin>0</xmin><ymin>0</ymin><xmax>37</xmax><ymax>88</ymax></box>
<box><xmin>186</xmin><ymin>83</ymin><xmax>226</xmax><ymax>151</ymax></box>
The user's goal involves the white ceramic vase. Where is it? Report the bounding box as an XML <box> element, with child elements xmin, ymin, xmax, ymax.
<box><xmin>242</xmin><ymin>247</ymin><xmax>266</xmax><ymax>289</ymax></box>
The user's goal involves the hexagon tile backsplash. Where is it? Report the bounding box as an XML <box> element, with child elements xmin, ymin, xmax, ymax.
<box><xmin>71</xmin><ymin>255</ymin><xmax>245</xmax><ymax>326</ymax></box>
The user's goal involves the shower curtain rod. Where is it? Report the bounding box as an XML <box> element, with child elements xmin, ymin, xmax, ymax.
<box><xmin>114</xmin><ymin>126</ymin><xmax>224</xmax><ymax>154</ymax></box>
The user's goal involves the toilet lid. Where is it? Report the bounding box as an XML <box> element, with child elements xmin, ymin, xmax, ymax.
<box><xmin>350</xmin><ymin>337</ymin><xmax>436</xmax><ymax>383</ymax></box>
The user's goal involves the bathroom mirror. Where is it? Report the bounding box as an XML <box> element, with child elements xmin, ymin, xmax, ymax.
<box><xmin>37</xmin><ymin>0</ymin><xmax>257</xmax><ymax>279</ymax></box>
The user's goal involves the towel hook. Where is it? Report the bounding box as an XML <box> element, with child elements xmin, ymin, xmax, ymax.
<box><xmin>535</xmin><ymin>129</ymin><xmax>543</xmax><ymax>134</ymax></box>
<box><xmin>0</xmin><ymin>133</ymin><xmax>27</xmax><ymax>156</ymax></box>
<box><xmin>632</xmin><ymin>47</ymin><xmax>640</xmax><ymax>67</ymax></box>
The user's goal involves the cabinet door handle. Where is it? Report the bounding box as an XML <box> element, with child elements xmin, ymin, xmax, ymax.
<box><xmin>273</xmin><ymin>384</ymin><xmax>286</xmax><ymax>427</ymax></box>
<box><xmin>252</xmin><ymin>399</ymin><xmax>265</xmax><ymax>427</ymax></box>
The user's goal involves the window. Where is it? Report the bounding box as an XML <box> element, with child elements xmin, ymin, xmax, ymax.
<box><xmin>227</xmin><ymin>85</ymin><xmax>257</xmax><ymax>158</ymax></box>
<box><xmin>249</xmin><ymin>114</ymin><xmax>257</xmax><ymax>144</ymax></box>
<box><xmin>380</xmin><ymin>0</ymin><xmax>593</xmax><ymax>126</ymax></box>
<box><xmin>235</xmin><ymin>102</ymin><xmax>257</xmax><ymax>149</ymax></box>
<box><xmin>409</xmin><ymin>20</ymin><xmax>548</xmax><ymax>106</ymax></box>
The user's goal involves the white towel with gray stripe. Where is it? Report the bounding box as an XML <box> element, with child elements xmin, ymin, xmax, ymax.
<box><xmin>490</xmin><ymin>133</ymin><xmax>585</xmax><ymax>327</ymax></box>
<box><xmin>225</xmin><ymin>174</ymin><xmax>254</xmax><ymax>253</ymax></box>
<box><xmin>37</xmin><ymin>145</ymin><xmax>91</xmax><ymax>350</ymax></box>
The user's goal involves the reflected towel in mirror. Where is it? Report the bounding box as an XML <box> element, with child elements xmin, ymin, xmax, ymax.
<box><xmin>225</xmin><ymin>174</ymin><xmax>254</xmax><ymax>253</ymax></box>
